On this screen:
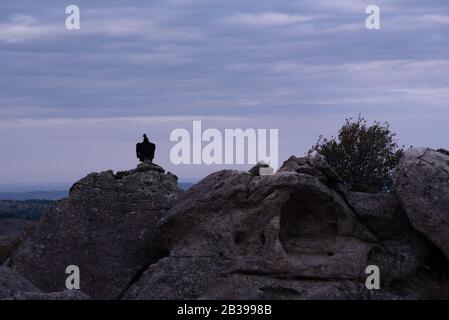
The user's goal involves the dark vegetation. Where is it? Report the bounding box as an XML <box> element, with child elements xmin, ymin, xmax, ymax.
<box><xmin>0</xmin><ymin>200</ymin><xmax>54</xmax><ymax>220</ymax></box>
<box><xmin>314</xmin><ymin>115</ymin><xmax>404</xmax><ymax>193</ymax></box>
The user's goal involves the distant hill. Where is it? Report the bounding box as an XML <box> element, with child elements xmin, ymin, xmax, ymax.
<box><xmin>0</xmin><ymin>183</ymin><xmax>193</xmax><ymax>201</ymax></box>
<box><xmin>180</xmin><ymin>182</ymin><xmax>193</xmax><ymax>190</ymax></box>
<box><xmin>0</xmin><ymin>191</ymin><xmax>68</xmax><ymax>201</ymax></box>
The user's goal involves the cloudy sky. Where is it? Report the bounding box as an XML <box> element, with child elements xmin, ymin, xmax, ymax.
<box><xmin>1</xmin><ymin>0</ymin><xmax>449</xmax><ymax>190</ymax></box>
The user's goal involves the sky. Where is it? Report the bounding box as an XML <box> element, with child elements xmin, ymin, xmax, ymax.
<box><xmin>1</xmin><ymin>0</ymin><xmax>449</xmax><ymax>190</ymax></box>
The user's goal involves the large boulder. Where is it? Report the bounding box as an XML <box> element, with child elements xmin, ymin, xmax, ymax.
<box><xmin>393</xmin><ymin>148</ymin><xmax>449</xmax><ymax>260</ymax></box>
<box><xmin>7</xmin><ymin>162</ymin><xmax>183</xmax><ymax>299</ymax></box>
<box><xmin>346</xmin><ymin>192</ymin><xmax>409</xmax><ymax>238</ymax></box>
<box><xmin>346</xmin><ymin>192</ymin><xmax>441</xmax><ymax>282</ymax></box>
<box><xmin>0</xmin><ymin>219</ymin><xmax>35</xmax><ymax>263</ymax></box>
<box><xmin>125</xmin><ymin>153</ymin><xmax>442</xmax><ymax>300</ymax></box>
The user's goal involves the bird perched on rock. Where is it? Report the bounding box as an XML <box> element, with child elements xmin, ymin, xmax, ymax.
<box><xmin>136</xmin><ymin>134</ymin><xmax>156</xmax><ymax>163</ymax></box>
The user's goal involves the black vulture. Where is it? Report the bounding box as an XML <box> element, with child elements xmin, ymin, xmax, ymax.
<box><xmin>136</xmin><ymin>134</ymin><xmax>156</xmax><ymax>162</ymax></box>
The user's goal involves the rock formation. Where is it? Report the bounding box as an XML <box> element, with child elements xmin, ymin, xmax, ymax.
<box><xmin>0</xmin><ymin>266</ymin><xmax>40</xmax><ymax>299</ymax></box>
<box><xmin>3</xmin><ymin>150</ymin><xmax>449</xmax><ymax>300</ymax></box>
<box><xmin>0</xmin><ymin>219</ymin><xmax>34</xmax><ymax>264</ymax></box>
<box><xmin>393</xmin><ymin>148</ymin><xmax>449</xmax><ymax>260</ymax></box>
<box><xmin>346</xmin><ymin>192</ymin><xmax>448</xmax><ymax>296</ymax></box>
<box><xmin>0</xmin><ymin>266</ymin><xmax>90</xmax><ymax>300</ymax></box>
<box><xmin>125</xmin><ymin>152</ymin><xmax>449</xmax><ymax>300</ymax></box>
<box><xmin>7</xmin><ymin>162</ymin><xmax>183</xmax><ymax>299</ymax></box>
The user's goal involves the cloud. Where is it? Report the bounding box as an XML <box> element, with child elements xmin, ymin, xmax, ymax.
<box><xmin>0</xmin><ymin>8</ymin><xmax>206</xmax><ymax>43</ymax></box>
<box><xmin>224</xmin><ymin>12</ymin><xmax>315</xmax><ymax>27</ymax></box>
<box><xmin>1</xmin><ymin>0</ymin><xmax>449</xmax><ymax>184</ymax></box>
<box><xmin>300</xmin><ymin>0</ymin><xmax>397</xmax><ymax>14</ymax></box>
<box><xmin>0</xmin><ymin>115</ymin><xmax>249</xmax><ymax>128</ymax></box>
<box><xmin>421</xmin><ymin>14</ymin><xmax>449</xmax><ymax>24</ymax></box>
<box><xmin>0</xmin><ymin>15</ymin><xmax>63</xmax><ymax>42</ymax></box>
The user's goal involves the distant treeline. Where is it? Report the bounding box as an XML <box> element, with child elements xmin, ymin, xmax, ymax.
<box><xmin>0</xmin><ymin>191</ymin><xmax>67</xmax><ymax>201</ymax></box>
<box><xmin>0</xmin><ymin>200</ymin><xmax>54</xmax><ymax>220</ymax></box>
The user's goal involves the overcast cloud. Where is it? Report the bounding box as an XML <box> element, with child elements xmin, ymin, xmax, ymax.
<box><xmin>0</xmin><ymin>0</ymin><xmax>448</xmax><ymax>189</ymax></box>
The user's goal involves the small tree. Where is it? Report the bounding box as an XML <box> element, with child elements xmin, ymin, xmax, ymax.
<box><xmin>313</xmin><ymin>115</ymin><xmax>403</xmax><ymax>193</ymax></box>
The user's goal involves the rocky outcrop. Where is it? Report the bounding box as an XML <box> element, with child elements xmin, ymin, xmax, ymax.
<box><xmin>4</xmin><ymin>149</ymin><xmax>449</xmax><ymax>300</ymax></box>
<box><xmin>125</xmin><ymin>152</ymin><xmax>448</xmax><ymax>300</ymax></box>
<box><xmin>0</xmin><ymin>266</ymin><xmax>90</xmax><ymax>300</ymax></box>
<box><xmin>346</xmin><ymin>192</ymin><xmax>445</xmax><ymax>284</ymax></box>
<box><xmin>0</xmin><ymin>266</ymin><xmax>40</xmax><ymax>299</ymax></box>
<box><xmin>278</xmin><ymin>151</ymin><xmax>346</xmax><ymax>193</ymax></box>
<box><xmin>346</xmin><ymin>192</ymin><xmax>409</xmax><ymax>239</ymax></box>
<box><xmin>393</xmin><ymin>148</ymin><xmax>449</xmax><ymax>260</ymax></box>
<box><xmin>0</xmin><ymin>219</ymin><xmax>35</xmax><ymax>263</ymax></box>
<box><xmin>8</xmin><ymin>162</ymin><xmax>183</xmax><ymax>299</ymax></box>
